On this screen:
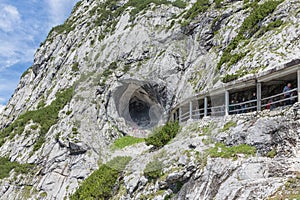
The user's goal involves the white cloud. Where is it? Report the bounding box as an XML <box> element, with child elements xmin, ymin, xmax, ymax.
<box><xmin>0</xmin><ymin>4</ymin><xmax>21</xmax><ymax>32</ymax></box>
<box><xmin>47</xmin><ymin>0</ymin><xmax>78</xmax><ymax>27</ymax></box>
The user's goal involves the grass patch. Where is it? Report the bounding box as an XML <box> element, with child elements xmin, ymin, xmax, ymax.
<box><xmin>111</xmin><ymin>136</ymin><xmax>145</xmax><ymax>150</ymax></box>
<box><xmin>219</xmin><ymin>121</ymin><xmax>237</xmax><ymax>132</ymax></box>
<box><xmin>199</xmin><ymin>122</ymin><xmax>216</xmax><ymax>136</ymax></box>
<box><xmin>144</xmin><ymin>159</ymin><xmax>163</xmax><ymax>180</ymax></box>
<box><xmin>72</xmin><ymin>62</ymin><xmax>79</xmax><ymax>72</ymax></box>
<box><xmin>0</xmin><ymin>157</ymin><xmax>34</xmax><ymax>179</ymax></box>
<box><xmin>208</xmin><ymin>143</ymin><xmax>256</xmax><ymax>159</ymax></box>
<box><xmin>145</xmin><ymin>122</ymin><xmax>180</xmax><ymax>148</ymax></box>
<box><xmin>269</xmin><ymin>172</ymin><xmax>300</xmax><ymax>199</ymax></box>
<box><xmin>70</xmin><ymin>156</ymin><xmax>131</xmax><ymax>200</ymax></box>
<box><xmin>0</xmin><ymin>87</ymin><xmax>74</xmax><ymax>150</ymax></box>
<box><xmin>266</xmin><ymin>149</ymin><xmax>277</xmax><ymax>158</ymax></box>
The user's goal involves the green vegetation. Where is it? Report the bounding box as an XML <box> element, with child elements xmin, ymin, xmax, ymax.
<box><xmin>200</xmin><ymin>122</ymin><xmax>216</xmax><ymax>136</ymax></box>
<box><xmin>122</xmin><ymin>64</ymin><xmax>131</xmax><ymax>73</ymax></box>
<box><xmin>70</xmin><ymin>156</ymin><xmax>131</xmax><ymax>200</ymax></box>
<box><xmin>144</xmin><ymin>159</ymin><xmax>163</xmax><ymax>180</ymax></box>
<box><xmin>0</xmin><ymin>157</ymin><xmax>33</xmax><ymax>179</ymax></box>
<box><xmin>215</xmin><ymin>0</ymin><xmax>222</xmax><ymax>8</ymax></box>
<box><xmin>71</xmin><ymin>1</ymin><xmax>82</xmax><ymax>14</ymax></box>
<box><xmin>37</xmin><ymin>99</ymin><xmax>46</xmax><ymax>109</ymax></box>
<box><xmin>181</xmin><ymin>0</ymin><xmax>209</xmax><ymax>26</ymax></box>
<box><xmin>221</xmin><ymin>67</ymin><xmax>260</xmax><ymax>83</ymax></box>
<box><xmin>89</xmin><ymin>0</ymin><xmax>186</xmax><ymax>41</ymax></box>
<box><xmin>183</xmin><ymin>0</ymin><xmax>209</xmax><ymax>21</ymax></box>
<box><xmin>257</xmin><ymin>19</ymin><xmax>284</xmax><ymax>37</ymax></box>
<box><xmin>30</xmin><ymin>125</ymin><xmax>39</xmax><ymax>131</ymax></box>
<box><xmin>222</xmin><ymin>73</ymin><xmax>240</xmax><ymax>83</ymax></box>
<box><xmin>111</xmin><ymin>136</ymin><xmax>145</xmax><ymax>150</ymax></box>
<box><xmin>99</xmin><ymin>61</ymin><xmax>119</xmax><ymax>86</ymax></box>
<box><xmin>0</xmin><ymin>87</ymin><xmax>74</xmax><ymax>151</ymax></box>
<box><xmin>48</xmin><ymin>20</ymin><xmax>75</xmax><ymax>36</ymax></box>
<box><xmin>266</xmin><ymin>149</ymin><xmax>277</xmax><ymax>158</ymax></box>
<box><xmin>21</xmin><ymin>67</ymin><xmax>32</xmax><ymax>79</ymax></box>
<box><xmin>145</xmin><ymin>122</ymin><xmax>180</xmax><ymax>148</ymax></box>
<box><xmin>269</xmin><ymin>172</ymin><xmax>300</xmax><ymax>199</ymax></box>
<box><xmin>72</xmin><ymin>62</ymin><xmax>80</xmax><ymax>72</ymax></box>
<box><xmin>208</xmin><ymin>143</ymin><xmax>256</xmax><ymax>159</ymax></box>
<box><xmin>217</xmin><ymin>0</ymin><xmax>283</xmax><ymax>70</ymax></box>
<box><xmin>72</xmin><ymin>127</ymin><xmax>79</xmax><ymax>135</ymax></box>
<box><xmin>219</xmin><ymin>121</ymin><xmax>237</xmax><ymax>132</ymax></box>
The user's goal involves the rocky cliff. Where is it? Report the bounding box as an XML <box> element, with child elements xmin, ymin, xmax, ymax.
<box><xmin>0</xmin><ymin>0</ymin><xmax>299</xmax><ymax>199</ymax></box>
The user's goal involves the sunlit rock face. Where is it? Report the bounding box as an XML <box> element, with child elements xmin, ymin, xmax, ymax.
<box><xmin>0</xmin><ymin>0</ymin><xmax>300</xmax><ymax>199</ymax></box>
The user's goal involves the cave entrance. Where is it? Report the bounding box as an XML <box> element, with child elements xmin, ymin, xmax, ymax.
<box><xmin>113</xmin><ymin>80</ymin><xmax>167</xmax><ymax>130</ymax></box>
<box><xmin>129</xmin><ymin>97</ymin><xmax>151</xmax><ymax>127</ymax></box>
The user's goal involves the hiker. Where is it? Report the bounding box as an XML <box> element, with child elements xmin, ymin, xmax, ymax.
<box><xmin>251</xmin><ymin>92</ymin><xmax>257</xmax><ymax>111</ymax></box>
<box><xmin>283</xmin><ymin>83</ymin><xmax>292</xmax><ymax>106</ymax></box>
<box><xmin>241</xmin><ymin>97</ymin><xmax>247</xmax><ymax>113</ymax></box>
<box><xmin>266</xmin><ymin>99</ymin><xmax>275</xmax><ymax>110</ymax></box>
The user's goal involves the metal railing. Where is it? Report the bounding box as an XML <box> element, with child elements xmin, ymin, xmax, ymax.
<box><xmin>175</xmin><ymin>87</ymin><xmax>299</xmax><ymax>123</ymax></box>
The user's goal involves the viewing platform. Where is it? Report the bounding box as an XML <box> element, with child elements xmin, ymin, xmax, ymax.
<box><xmin>171</xmin><ymin>60</ymin><xmax>300</xmax><ymax>123</ymax></box>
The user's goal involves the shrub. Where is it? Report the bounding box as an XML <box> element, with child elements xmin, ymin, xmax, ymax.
<box><xmin>183</xmin><ymin>0</ymin><xmax>210</xmax><ymax>21</ymax></box>
<box><xmin>72</xmin><ymin>62</ymin><xmax>79</xmax><ymax>72</ymax></box>
<box><xmin>217</xmin><ymin>0</ymin><xmax>282</xmax><ymax>70</ymax></box>
<box><xmin>144</xmin><ymin>159</ymin><xmax>163</xmax><ymax>180</ymax></box>
<box><xmin>266</xmin><ymin>149</ymin><xmax>277</xmax><ymax>158</ymax></box>
<box><xmin>30</xmin><ymin>125</ymin><xmax>39</xmax><ymax>130</ymax></box>
<box><xmin>219</xmin><ymin>121</ymin><xmax>237</xmax><ymax>132</ymax></box>
<box><xmin>0</xmin><ymin>87</ymin><xmax>74</xmax><ymax>150</ymax></box>
<box><xmin>145</xmin><ymin>122</ymin><xmax>180</xmax><ymax>148</ymax></box>
<box><xmin>215</xmin><ymin>0</ymin><xmax>222</xmax><ymax>8</ymax></box>
<box><xmin>222</xmin><ymin>73</ymin><xmax>240</xmax><ymax>83</ymax></box>
<box><xmin>257</xmin><ymin>19</ymin><xmax>283</xmax><ymax>37</ymax></box>
<box><xmin>111</xmin><ymin>136</ymin><xmax>145</xmax><ymax>150</ymax></box>
<box><xmin>208</xmin><ymin>143</ymin><xmax>256</xmax><ymax>159</ymax></box>
<box><xmin>48</xmin><ymin>20</ymin><xmax>75</xmax><ymax>36</ymax></box>
<box><xmin>0</xmin><ymin>157</ymin><xmax>33</xmax><ymax>179</ymax></box>
<box><xmin>21</xmin><ymin>67</ymin><xmax>32</xmax><ymax>79</ymax></box>
<box><xmin>70</xmin><ymin>156</ymin><xmax>131</xmax><ymax>200</ymax></box>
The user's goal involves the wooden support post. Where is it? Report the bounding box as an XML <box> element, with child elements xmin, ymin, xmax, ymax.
<box><xmin>179</xmin><ymin>107</ymin><xmax>182</xmax><ymax>123</ymax></box>
<box><xmin>189</xmin><ymin>101</ymin><xmax>193</xmax><ymax>120</ymax></box>
<box><xmin>257</xmin><ymin>82</ymin><xmax>262</xmax><ymax>111</ymax></box>
<box><xmin>204</xmin><ymin>97</ymin><xmax>208</xmax><ymax>117</ymax></box>
<box><xmin>298</xmin><ymin>69</ymin><xmax>300</xmax><ymax>103</ymax></box>
<box><xmin>225</xmin><ymin>90</ymin><xmax>229</xmax><ymax>116</ymax></box>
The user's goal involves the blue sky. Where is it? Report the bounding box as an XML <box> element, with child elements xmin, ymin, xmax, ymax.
<box><xmin>0</xmin><ymin>0</ymin><xmax>79</xmax><ymax>112</ymax></box>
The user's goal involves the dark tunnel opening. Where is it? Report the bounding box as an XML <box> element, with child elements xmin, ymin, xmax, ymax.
<box><xmin>129</xmin><ymin>97</ymin><xmax>151</xmax><ymax>127</ymax></box>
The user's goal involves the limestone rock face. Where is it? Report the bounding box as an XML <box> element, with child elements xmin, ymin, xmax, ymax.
<box><xmin>0</xmin><ymin>0</ymin><xmax>299</xmax><ymax>199</ymax></box>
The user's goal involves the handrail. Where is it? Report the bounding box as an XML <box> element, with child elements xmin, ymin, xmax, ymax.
<box><xmin>262</xmin><ymin>95</ymin><xmax>298</xmax><ymax>107</ymax></box>
<box><xmin>229</xmin><ymin>99</ymin><xmax>257</xmax><ymax>107</ymax></box>
<box><xmin>209</xmin><ymin>105</ymin><xmax>225</xmax><ymax>109</ymax></box>
<box><xmin>261</xmin><ymin>88</ymin><xmax>297</xmax><ymax>101</ymax></box>
<box><xmin>229</xmin><ymin>105</ymin><xmax>257</xmax><ymax>113</ymax></box>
